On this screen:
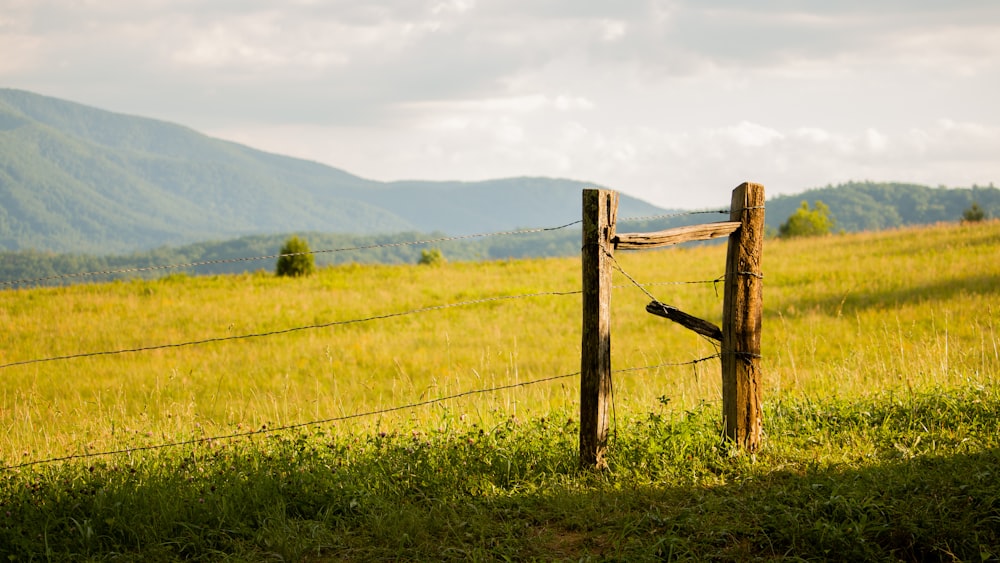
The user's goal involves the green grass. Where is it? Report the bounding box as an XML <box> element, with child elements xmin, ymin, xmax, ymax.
<box><xmin>0</xmin><ymin>220</ymin><xmax>998</xmax><ymax>560</ymax></box>
<box><xmin>2</xmin><ymin>389</ymin><xmax>999</xmax><ymax>560</ymax></box>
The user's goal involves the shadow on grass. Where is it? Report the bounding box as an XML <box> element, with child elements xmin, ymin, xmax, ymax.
<box><xmin>599</xmin><ymin>448</ymin><xmax>1000</xmax><ymax>561</ymax></box>
<box><xmin>779</xmin><ymin>273</ymin><xmax>1000</xmax><ymax>316</ymax></box>
<box><xmin>2</xmin><ymin>403</ymin><xmax>999</xmax><ymax>561</ymax></box>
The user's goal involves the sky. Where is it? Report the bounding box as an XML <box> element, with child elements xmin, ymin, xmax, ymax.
<box><xmin>2</xmin><ymin>0</ymin><xmax>999</xmax><ymax>209</ymax></box>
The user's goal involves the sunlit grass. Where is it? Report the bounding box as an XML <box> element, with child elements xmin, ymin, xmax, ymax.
<box><xmin>0</xmin><ymin>220</ymin><xmax>998</xmax><ymax>464</ymax></box>
<box><xmin>1</xmin><ymin>220</ymin><xmax>1000</xmax><ymax>560</ymax></box>
<box><xmin>2</xmin><ymin>388</ymin><xmax>999</xmax><ymax>560</ymax></box>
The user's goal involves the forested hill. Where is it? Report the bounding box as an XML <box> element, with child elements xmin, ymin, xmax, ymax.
<box><xmin>3</xmin><ymin>180</ymin><xmax>996</xmax><ymax>286</ymax></box>
<box><xmin>0</xmin><ymin>88</ymin><xmax>664</xmax><ymax>254</ymax></box>
<box><xmin>766</xmin><ymin>182</ymin><xmax>999</xmax><ymax>232</ymax></box>
<box><xmin>1</xmin><ymin>89</ymin><xmax>997</xmax><ymax>285</ymax></box>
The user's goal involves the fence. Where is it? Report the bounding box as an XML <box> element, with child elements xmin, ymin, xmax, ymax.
<box><xmin>0</xmin><ymin>191</ymin><xmax>756</xmax><ymax>472</ymax></box>
<box><xmin>580</xmin><ymin>183</ymin><xmax>764</xmax><ymax>468</ymax></box>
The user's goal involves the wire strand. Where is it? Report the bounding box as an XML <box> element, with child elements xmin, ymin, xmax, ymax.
<box><xmin>607</xmin><ymin>253</ymin><xmax>660</xmax><ymax>303</ymax></box>
<box><xmin>0</xmin><ymin>290</ymin><xmax>582</xmax><ymax>371</ymax></box>
<box><xmin>0</xmin><ymin>204</ymin><xmax>741</xmax><ymax>471</ymax></box>
<box><xmin>0</xmin><ymin>221</ymin><xmax>583</xmax><ymax>288</ymax></box>
<box><xmin>1</xmin><ymin>205</ymin><xmax>739</xmax><ymax>288</ymax></box>
<box><xmin>617</xmin><ymin>209</ymin><xmax>730</xmax><ymax>223</ymax></box>
<box><xmin>0</xmin><ymin>355</ymin><xmax>721</xmax><ymax>472</ymax></box>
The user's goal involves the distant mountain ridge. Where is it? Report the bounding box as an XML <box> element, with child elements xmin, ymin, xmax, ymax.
<box><xmin>766</xmin><ymin>181</ymin><xmax>999</xmax><ymax>232</ymax></box>
<box><xmin>1</xmin><ymin>88</ymin><xmax>997</xmax><ymax>262</ymax></box>
<box><xmin>0</xmin><ymin>88</ymin><xmax>665</xmax><ymax>254</ymax></box>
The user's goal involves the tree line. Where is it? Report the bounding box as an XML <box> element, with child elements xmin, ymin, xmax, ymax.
<box><xmin>2</xmin><ymin>182</ymin><xmax>996</xmax><ymax>287</ymax></box>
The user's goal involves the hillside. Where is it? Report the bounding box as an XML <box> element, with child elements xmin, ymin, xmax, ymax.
<box><xmin>0</xmin><ymin>88</ymin><xmax>664</xmax><ymax>254</ymax></box>
<box><xmin>4</xmin><ymin>184</ymin><xmax>999</xmax><ymax>285</ymax></box>
<box><xmin>766</xmin><ymin>181</ymin><xmax>1000</xmax><ymax>232</ymax></box>
<box><xmin>2</xmin><ymin>88</ymin><xmax>997</xmax><ymax>280</ymax></box>
<box><xmin>2</xmin><ymin>220</ymin><xmax>999</xmax><ymax>559</ymax></box>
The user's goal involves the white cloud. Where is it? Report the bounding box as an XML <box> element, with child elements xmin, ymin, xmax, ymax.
<box><xmin>901</xmin><ymin>120</ymin><xmax>1000</xmax><ymax>161</ymax></box>
<box><xmin>205</xmin><ymin>116</ymin><xmax>1000</xmax><ymax>210</ymax></box>
<box><xmin>599</xmin><ymin>19</ymin><xmax>626</xmax><ymax>41</ymax></box>
<box><xmin>553</xmin><ymin>95</ymin><xmax>595</xmax><ymax>111</ymax></box>
<box><xmin>2</xmin><ymin>0</ymin><xmax>999</xmax><ymax>210</ymax></box>
<box><xmin>0</xmin><ymin>34</ymin><xmax>42</xmax><ymax>73</ymax></box>
<box><xmin>432</xmin><ymin>0</ymin><xmax>475</xmax><ymax>15</ymax></box>
<box><xmin>405</xmin><ymin>94</ymin><xmax>594</xmax><ymax>115</ymax></box>
<box><xmin>714</xmin><ymin>122</ymin><xmax>785</xmax><ymax>148</ymax></box>
<box><xmin>864</xmin><ymin>128</ymin><xmax>888</xmax><ymax>153</ymax></box>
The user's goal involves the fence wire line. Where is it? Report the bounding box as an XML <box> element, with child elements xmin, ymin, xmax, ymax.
<box><xmin>607</xmin><ymin>253</ymin><xmax>661</xmax><ymax>304</ymax></box>
<box><xmin>1</xmin><ymin>277</ymin><xmax>726</xmax><ymax>371</ymax></box>
<box><xmin>0</xmin><ymin>355</ymin><xmax>721</xmax><ymax>472</ymax></box>
<box><xmin>637</xmin><ymin>277</ymin><xmax>724</xmax><ymax>287</ymax></box>
<box><xmin>1</xmin><ymin>265</ymin><xmax>729</xmax><ymax>372</ymax></box>
<box><xmin>609</xmin><ymin>254</ymin><xmax>768</xmax><ymax>366</ymax></box>
<box><xmin>0</xmin><ymin>205</ymin><xmax>737</xmax><ymax>468</ymax></box>
<box><xmin>1</xmin><ymin>208</ymin><xmax>732</xmax><ymax>288</ymax></box>
<box><xmin>0</xmin><ymin>289</ymin><xmax>586</xmax><ymax>371</ymax></box>
<box><xmin>607</xmin><ymin>252</ymin><xmax>727</xmax><ymax>354</ymax></box>
<box><xmin>0</xmin><ymin>220</ymin><xmax>582</xmax><ymax>288</ymax></box>
<box><xmin>616</xmin><ymin>208</ymin><xmax>729</xmax><ymax>223</ymax></box>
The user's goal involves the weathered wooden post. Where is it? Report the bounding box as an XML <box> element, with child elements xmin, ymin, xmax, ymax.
<box><xmin>721</xmin><ymin>182</ymin><xmax>765</xmax><ymax>452</ymax></box>
<box><xmin>581</xmin><ymin>182</ymin><xmax>764</xmax><ymax>460</ymax></box>
<box><xmin>580</xmin><ymin>188</ymin><xmax>618</xmax><ymax>469</ymax></box>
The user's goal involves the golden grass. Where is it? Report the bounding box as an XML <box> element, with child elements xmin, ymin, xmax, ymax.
<box><xmin>1</xmin><ymin>220</ymin><xmax>998</xmax><ymax>462</ymax></box>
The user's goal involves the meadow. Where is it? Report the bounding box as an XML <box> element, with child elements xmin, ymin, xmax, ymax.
<box><xmin>1</xmin><ymin>219</ymin><xmax>998</xmax><ymax>560</ymax></box>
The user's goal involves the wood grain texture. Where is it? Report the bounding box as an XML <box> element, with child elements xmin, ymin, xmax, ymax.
<box><xmin>580</xmin><ymin>188</ymin><xmax>618</xmax><ymax>469</ymax></box>
<box><xmin>614</xmin><ymin>221</ymin><xmax>741</xmax><ymax>250</ymax></box>
<box><xmin>721</xmin><ymin>182</ymin><xmax>765</xmax><ymax>452</ymax></box>
<box><xmin>645</xmin><ymin>301</ymin><xmax>723</xmax><ymax>342</ymax></box>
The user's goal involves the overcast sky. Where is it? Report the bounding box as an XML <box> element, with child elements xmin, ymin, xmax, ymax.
<box><xmin>3</xmin><ymin>1</ymin><xmax>999</xmax><ymax>209</ymax></box>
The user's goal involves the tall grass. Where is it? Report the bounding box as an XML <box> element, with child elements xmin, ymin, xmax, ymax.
<box><xmin>1</xmin><ymin>220</ymin><xmax>999</xmax><ymax>560</ymax></box>
<box><xmin>2</xmin><ymin>388</ymin><xmax>999</xmax><ymax>560</ymax></box>
<box><xmin>1</xmin><ymin>221</ymin><xmax>998</xmax><ymax>463</ymax></box>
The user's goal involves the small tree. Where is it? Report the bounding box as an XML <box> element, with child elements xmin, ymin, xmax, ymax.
<box><xmin>962</xmin><ymin>202</ymin><xmax>986</xmax><ymax>223</ymax></box>
<box><xmin>778</xmin><ymin>200</ymin><xmax>835</xmax><ymax>238</ymax></box>
<box><xmin>418</xmin><ymin>248</ymin><xmax>446</xmax><ymax>266</ymax></box>
<box><xmin>275</xmin><ymin>235</ymin><xmax>316</xmax><ymax>277</ymax></box>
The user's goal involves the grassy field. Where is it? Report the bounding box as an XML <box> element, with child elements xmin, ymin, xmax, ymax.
<box><xmin>1</xmin><ymin>219</ymin><xmax>998</xmax><ymax>560</ymax></box>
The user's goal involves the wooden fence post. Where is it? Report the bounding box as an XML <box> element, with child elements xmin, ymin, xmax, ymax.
<box><xmin>580</xmin><ymin>188</ymin><xmax>618</xmax><ymax>469</ymax></box>
<box><xmin>721</xmin><ymin>182</ymin><xmax>765</xmax><ymax>452</ymax></box>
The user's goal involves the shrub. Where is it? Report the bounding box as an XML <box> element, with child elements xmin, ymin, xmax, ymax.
<box><xmin>275</xmin><ymin>236</ymin><xmax>316</xmax><ymax>277</ymax></box>
<box><xmin>778</xmin><ymin>201</ymin><xmax>835</xmax><ymax>238</ymax></box>
<box><xmin>962</xmin><ymin>202</ymin><xmax>986</xmax><ymax>223</ymax></box>
<box><xmin>418</xmin><ymin>248</ymin><xmax>446</xmax><ymax>266</ymax></box>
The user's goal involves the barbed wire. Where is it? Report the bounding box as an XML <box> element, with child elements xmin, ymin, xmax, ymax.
<box><xmin>636</xmin><ymin>277</ymin><xmax>724</xmax><ymax>286</ymax></box>
<box><xmin>613</xmin><ymin>354</ymin><xmax>720</xmax><ymax>373</ymax></box>
<box><xmin>617</xmin><ymin>209</ymin><xmax>729</xmax><ymax>223</ymax></box>
<box><xmin>1</xmin><ymin>207</ymin><xmax>735</xmax><ymax>289</ymax></box>
<box><xmin>608</xmin><ymin>254</ymin><xmax>769</xmax><ymax>369</ymax></box>
<box><xmin>606</xmin><ymin>253</ymin><xmax>661</xmax><ymax>304</ymax></box>
<box><xmin>0</xmin><ymin>355</ymin><xmax>721</xmax><ymax>472</ymax></box>
<box><xmin>607</xmin><ymin>252</ymin><xmax>727</xmax><ymax>354</ymax></box>
<box><xmin>0</xmin><ymin>277</ymin><xmax>727</xmax><ymax>372</ymax></box>
<box><xmin>0</xmin><ymin>220</ymin><xmax>583</xmax><ymax>288</ymax></box>
<box><xmin>0</xmin><ymin>205</ymin><xmax>739</xmax><ymax>471</ymax></box>
<box><xmin>0</xmin><ymin>289</ymin><xmax>583</xmax><ymax>371</ymax></box>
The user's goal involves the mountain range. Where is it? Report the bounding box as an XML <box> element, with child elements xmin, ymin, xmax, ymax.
<box><xmin>0</xmin><ymin>88</ymin><xmax>664</xmax><ymax>254</ymax></box>
<box><xmin>1</xmin><ymin>88</ymin><xmax>998</xmax><ymax>267</ymax></box>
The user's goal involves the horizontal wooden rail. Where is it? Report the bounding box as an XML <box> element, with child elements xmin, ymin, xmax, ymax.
<box><xmin>579</xmin><ymin>182</ymin><xmax>764</xmax><ymax>468</ymax></box>
<box><xmin>613</xmin><ymin>221</ymin><xmax>741</xmax><ymax>250</ymax></box>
